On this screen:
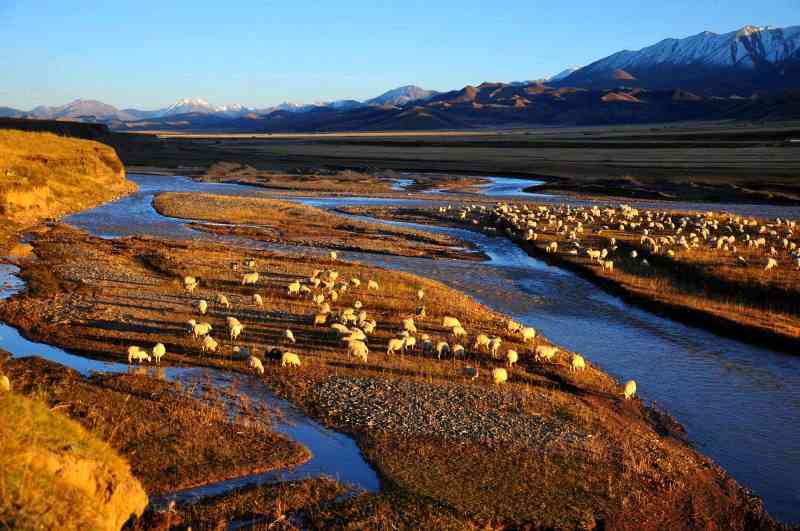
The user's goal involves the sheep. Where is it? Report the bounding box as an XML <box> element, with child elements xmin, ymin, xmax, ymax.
<box><xmin>387</xmin><ymin>338</ymin><xmax>405</xmax><ymax>356</ymax></box>
<box><xmin>313</xmin><ymin>293</ymin><xmax>325</xmax><ymax>305</ymax></box>
<box><xmin>442</xmin><ymin>316</ymin><xmax>461</xmax><ymax>328</ymax></box>
<box><xmin>765</xmin><ymin>257</ymin><xmax>778</xmax><ymax>271</ymax></box>
<box><xmin>452</xmin><ymin>344</ymin><xmax>465</xmax><ymax>357</ymax></box>
<box><xmin>329</xmin><ymin>251</ymin><xmax>338</xmax><ymax>261</ymax></box>
<box><xmin>313</xmin><ymin>312</ymin><xmax>328</xmax><ymax>326</ymax></box>
<box><xmin>571</xmin><ymin>353</ymin><xmax>586</xmax><ymax>372</ymax></box>
<box><xmin>285</xmin><ymin>329</ymin><xmax>296</xmax><ymax>344</ymax></box>
<box><xmin>506</xmin><ymin>349</ymin><xmax>518</xmax><ymax>368</ymax></box>
<box><xmin>491</xmin><ymin>368</ymin><xmax>508</xmax><ymax>385</ymax></box>
<box><xmin>248</xmin><ymin>356</ymin><xmax>265</xmax><ymax>375</ymax></box>
<box><xmin>473</xmin><ymin>334</ymin><xmax>490</xmax><ymax>351</ymax></box>
<box><xmin>288</xmin><ymin>281</ymin><xmax>301</xmax><ymax>296</ymax></box>
<box><xmin>367</xmin><ymin>280</ymin><xmax>380</xmax><ymax>291</ymax></box>
<box><xmin>202</xmin><ymin>335</ymin><xmax>219</xmax><ymax>353</ymax></box>
<box><xmin>462</xmin><ymin>367</ymin><xmax>479</xmax><ymax>381</ymax></box>
<box><xmin>417</xmin><ymin>288</ymin><xmax>425</xmax><ymax>300</ymax></box>
<box><xmin>281</xmin><ymin>352</ymin><xmax>301</xmax><ymax>368</ymax></box>
<box><xmin>489</xmin><ymin>337</ymin><xmax>502</xmax><ymax>358</ymax></box>
<box><xmin>348</xmin><ymin>340</ymin><xmax>369</xmax><ymax>362</ymax></box>
<box><xmin>507</xmin><ymin>320</ymin><xmax>522</xmax><ymax>333</ymax></box>
<box><xmin>226</xmin><ymin>316</ymin><xmax>241</xmax><ymax>328</ymax></box>
<box><xmin>602</xmin><ymin>260</ymin><xmax>614</xmax><ymax>272</ymax></box>
<box><xmin>152</xmin><ymin>343</ymin><xmax>166</xmax><ymax>364</ymax></box>
<box><xmin>403</xmin><ymin>335</ymin><xmax>416</xmax><ymax>352</ymax></box>
<box><xmin>242</xmin><ymin>272</ymin><xmax>259</xmax><ymax>285</ymax></box>
<box><xmin>183</xmin><ymin>275</ymin><xmax>198</xmax><ymax>293</ymax></box>
<box><xmin>344</xmin><ymin>328</ymin><xmax>368</xmax><ymax>343</ymax></box>
<box><xmin>521</xmin><ymin>327</ymin><xmax>536</xmax><ymax>343</ymax></box>
<box><xmin>624</xmin><ymin>380</ymin><xmax>637</xmax><ymax>400</ymax></box>
<box><xmin>216</xmin><ymin>293</ymin><xmax>230</xmax><ymax>309</ymax></box>
<box><xmin>0</xmin><ymin>374</ymin><xmax>9</xmax><ymax>392</ymax></box>
<box><xmin>128</xmin><ymin>346</ymin><xmax>151</xmax><ymax>364</ymax></box>
<box><xmin>230</xmin><ymin>323</ymin><xmax>243</xmax><ymax>341</ymax></box>
<box><xmin>402</xmin><ymin>317</ymin><xmax>417</xmax><ymax>334</ymax></box>
<box><xmin>253</xmin><ymin>294</ymin><xmax>263</xmax><ymax>306</ymax></box>
<box><xmin>451</xmin><ymin>325</ymin><xmax>467</xmax><ymax>338</ymax></box>
<box><xmin>436</xmin><ymin>341</ymin><xmax>451</xmax><ymax>359</ymax></box>
<box><xmin>331</xmin><ymin>323</ymin><xmax>351</xmax><ymax>335</ymax></box>
<box><xmin>535</xmin><ymin>345</ymin><xmax>558</xmax><ymax>362</ymax></box>
<box><xmin>197</xmin><ymin>299</ymin><xmax>208</xmax><ymax>315</ymax></box>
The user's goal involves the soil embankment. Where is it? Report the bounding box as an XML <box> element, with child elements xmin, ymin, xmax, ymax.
<box><xmin>0</xmin><ymin>225</ymin><xmax>782</xmax><ymax>529</ymax></box>
<box><xmin>0</xmin><ymin>129</ymin><xmax>137</xmax><ymax>252</ymax></box>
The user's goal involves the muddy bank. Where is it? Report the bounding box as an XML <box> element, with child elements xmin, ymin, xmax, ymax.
<box><xmin>0</xmin><ymin>225</ymin><xmax>782</xmax><ymax>528</ymax></box>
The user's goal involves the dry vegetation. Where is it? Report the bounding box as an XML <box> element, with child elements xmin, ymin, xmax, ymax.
<box><xmin>152</xmin><ymin>191</ymin><xmax>483</xmax><ymax>260</ymax></box>
<box><xmin>0</xmin><ymin>225</ymin><xmax>780</xmax><ymax>529</ymax></box>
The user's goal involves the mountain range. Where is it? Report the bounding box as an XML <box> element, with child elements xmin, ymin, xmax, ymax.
<box><xmin>2</xmin><ymin>24</ymin><xmax>799</xmax><ymax>131</ymax></box>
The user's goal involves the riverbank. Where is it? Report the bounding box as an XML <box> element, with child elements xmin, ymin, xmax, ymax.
<box><xmin>344</xmin><ymin>204</ymin><xmax>800</xmax><ymax>354</ymax></box>
<box><xmin>0</xmin><ymin>224</ymin><xmax>782</xmax><ymax>528</ymax></box>
<box><xmin>0</xmin><ymin>129</ymin><xmax>136</xmax><ymax>253</ymax></box>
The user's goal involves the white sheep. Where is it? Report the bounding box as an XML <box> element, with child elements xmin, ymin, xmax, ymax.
<box><xmin>230</xmin><ymin>323</ymin><xmax>244</xmax><ymax>341</ymax></box>
<box><xmin>492</xmin><ymin>368</ymin><xmax>508</xmax><ymax>385</ymax></box>
<box><xmin>216</xmin><ymin>293</ymin><xmax>230</xmax><ymax>309</ymax></box>
<box><xmin>417</xmin><ymin>288</ymin><xmax>425</xmax><ymax>300</ymax></box>
<box><xmin>442</xmin><ymin>316</ymin><xmax>461</xmax><ymax>328</ymax></box>
<box><xmin>402</xmin><ymin>317</ymin><xmax>417</xmax><ymax>334</ymax></box>
<box><xmin>350</xmin><ymin>278</ymin><xmax>361</xmax><ymax>288</ymax></box>
<box><xmin>127</xmin><ymin>346</ymin><xmax>151</xmax><ymax>364</ymax></box>
<box><xmin>367</xmin><ymin>280</ymin><xmax>379</xmax><ymax>291</ymax></box>
<box><xmin>242</xmin><ymin>272</ymin><xmax>259</xmax><ymax>285</ymax></box>
<box><xmin>348</xmin><ymin>340</ymin><xmax>369</xmax><ymax>362</ymax></box>
<box><xmin>202</xmin><ymin>335</ymin><xmax>219</xmax><ymax>353</ymax></box>
<box><xmin>314</xmin><ymin>312</ymin><xmax>328</xmax><ymax>326</ymax></box>
<box><xmin>248</xmin><ymin>356</ymin><xmax>265</xmax><ymax>375</ymax></box>
<box><xmin>329</xmin><ymin>251</ymin><xmax>338</xmax><ymax>261</ymax></box>
<box><xmin>387</xmin><ymin>338</ymin><xmax>405</xmax><ymax>356</ymax></box>
<box><xmin>451</xmin><ymin>325</ymin><xmax>467</xmax><ymax>338</ymax></box>
<box><xmin>197</xmin><ymin>299</ymin><xmax>208</xmax><ymax>315</ymax></box>
<box><xmin>602</xmin><ymin>260</ymin><xmax>614</xmax><ymax>272</ymax></box>
<box><xmin>313</xmin><ymin>293</ymin><xmax>325</xmax><ymax>305</ymax></box>
<box><xmin>765</xmin><ymin>257</ymin><xmax>778</xmax><ymax>271</ymax></box>
<box><xmin>535</xmin><ymin>345</ymin><xmax>558</xmax><ymax>362</ymax></box>
<box><xmin>521</xmin><ymin>327</ymin><xmax>536</xmax><ymax>343</ymax></box>
<box><xmin>489</xmin><ymin>337</ymin><xmax>502</xmax><ymax>358</ymax></box>
<box><xmin>506</xmin><ymin>349</ymin><xmax>518</xmax><ymax>368</ymax></box>
<box><xmin>152</xmin><ymin>343</ymin><xmax>166</xmax><ymax>364</ymax></box>
<box><xmin>0</xmin><ymin>374</ymin><xmax>11</xmax><ymax>392</ymax></box>
<box><xmin>281</xmin><ymin>352</ymin><xmax>301</xmax><ymax>367</ymax></box>
<box><xmin>285</xmin><ymin>329</ymin><xmax>296</xmax><ymax>344</ymax></box>
<box><xmin>507</xmin><ymin>320</ymin><xmax>522</xmax><ymax>333</ymax></box>
<box><xmin>254</xmin><ymin>294</ymin><xmax>263</xmax><ymax>306</ymax></box>
<box><xmin>288</xmin><ymin>281</ymin><xmax>301</xmax><ymax>296</ymax></box>
<box><xmin>473</xmin><ymin>334</ymin><xmax>490</xmax><ymax>351</ymax></box>
<box><xmin>436</xmin><ymin>341</ymin><xmax>451</xmax><ymax>359</ymax></box>
<box><xmin>331</xmin><ymin>323</ymin><xmax>351</xmax><ymax>335</ymax></box>
<box><xmin>571</xmin><ymin>354</ymin><xmax>586</xmax><ymax>372</ymax></box>
<box><xmin>624</xmin><ymin>380</ymin><xmax>637</xmax><ymax>400</ymax></box>
<box><xmin>183</xmin><ymin>275</ymin><xmax>198</xmax><ymax>293</ymax></box>
<box><xmin>452</xmin><ymin>344</ymin><xmax>465</xmax><ymax>357</ymax></box>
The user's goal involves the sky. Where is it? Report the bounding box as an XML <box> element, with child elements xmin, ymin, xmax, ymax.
<box><xmin>1</xmin><ymin>0</ymin><xmax>797</xmax><ymax>110</ymax></box>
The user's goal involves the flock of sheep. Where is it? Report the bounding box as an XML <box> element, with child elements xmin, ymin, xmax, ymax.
<box><xmin>125</xmin><ymin>249</ymin><xmax>637</xmax><ymax>400</ymax></box>
<box><xmin>442</xmin><ymin>201</ymin><xmax>800</xmax><ymax>278</ymax></box>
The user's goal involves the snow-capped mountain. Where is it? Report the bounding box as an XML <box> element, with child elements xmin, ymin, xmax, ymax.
<box><xmin>560</xmin><ymin>25</ymin><xmax>800</xmax><ymax>94</ymax></box>
<box><xmin>547</xmin><ymin>67</ymin><xmax>581</xmax><ymax>82</ymax></box>
<box><xmin>28</xmin><ymin>99</ymin><xmax>126</xmax><ymax>120</ymax></box>
<box><xmin>157</xmin><ymin>98</ymin><xmax>253</xmax><ymax>117</ymax></box>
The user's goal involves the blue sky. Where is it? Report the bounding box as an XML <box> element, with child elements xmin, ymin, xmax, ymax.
<box><xmin>1</xmin><ymin>0</ymin><xmax>797</xmax><ymax>110</ymax></box>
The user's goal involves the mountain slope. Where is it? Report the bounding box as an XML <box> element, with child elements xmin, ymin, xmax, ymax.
<box><xmin>365</xmin><ymin>85</ymin><xmax>438</xmax><ymax>106</ymax></box>
<box><xmin>560</xmin><ymin>25</ymin><xmax>800</xmax><ymax>95</ymax></box>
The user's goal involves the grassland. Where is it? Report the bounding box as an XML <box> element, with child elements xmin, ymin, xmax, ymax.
<box><xmin>0</xmin><ymin>129</ymin><xmax>136</xmax><ymax>251</ymax></box>
<box><xmin>0</xmin><ymin>224</ymin><xmax>780</xmax><ymax>529</ymax></box>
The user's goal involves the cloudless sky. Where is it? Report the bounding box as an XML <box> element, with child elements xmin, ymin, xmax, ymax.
<box><xmin>1</xmin><ymin>0</ymin><xmax>797</xmax><ymax>110</ymax></box>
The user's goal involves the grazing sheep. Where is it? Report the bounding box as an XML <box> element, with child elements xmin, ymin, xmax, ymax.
<box><xmin>202</xmin><ymin>335</ymin><xmax>219</xmax><ymax>353</ymax></box>
<box><xmin>765</xmin><ymin>257</ymin><xmax>778</xmax><ymax>271</ymax></box>
<box><xmin>128</xmin><ymin>346</ymin><xmax>151</xmax><ymax>364</ymax></box>
<box><xmin>571</xmin><ymin>354</ymin><xmax>586</xmax><ymax>372</ymax></box>
<box><xmin>602</xmin><ymin>260</ymin><xmax>614</xmax><ymax>272</ymax></box>
<box><xmin>473</xmin><ymin>334</ymin><xmax>490</xmax><ymax>351</ymax></box>
<box><xmin>452</xmin><ymin>344</ymin><xmax>465</xmax><ymax>357</ymax></box>
<box><xmin>507</xmin><ymin>320</ymin><xmax>522</xmax><ymax>333</ymax></box>
<box><xmin>281</xmin><ymin>352</ymin><xmax>301</xmax><ymax>367</ymax></box>
<box><xmin>345</xmin><ymin>328</ymin><xmax>367</xmax><ymax>343</ymax></box>
<box><xmin>350</xmin><ymin>278</ymin><xmax>361</xmax><ymax>288</ymax></box>
<box><xmin>314</xmin><ymin>312</ymin><xmax>328</xmax><ymax>326</ymax></box>
<box><xmin>313</xmin><ymin>293</ymin><xmax>325</xmax><ymax>306</ymax></box>
<box><xmin>492</xmin><ymin>368</ymin><xmax>508</xmax><ymax>385</ymax></box>
<box><xmin>254</xmin><ymin>294</ymin><xmax>263</xmax><ymax>306</ymax></box>
<box><xmin>0</xmin><ymin>374</ymin><xmax>10</xmax><ymax>392</ymax></box>
<box><xmin>242</xmin><ymin>272</ymin><xmax>259</xmax><ymax>285</ymax></box>
<box><xmin>183</xmin><ymin>276</ymin><xmax>198</xmax><ymax>293</ymax></box>
<box><xmin>436</xmin><ymin>341</ymin><xmax>451</xmax><ymax>360</ymax></box>
<box><xmin>362</xmin><ymin>320</ymin><xmax>377</xmax><ymax>334</ymax></box>
<box><xmin>331</xmin><ymin>323</ymin><xmax>351</xmax><ymax>335</ymax></box>
<box><xmin>489</xmin><ymin>337</ymin><xmax>502</xmax><ymax>358</ymax></box>
<box><xmin>226</xmin><ymin>316</ymin><xmax>241</xmax><ymax>328</ymax></box>
<box><xmin>348</xmin><ymin>340</ymin><xmax>369</xmax><ymax>362</ymax></box>
<box><xmin>535</xmin><ymin>345</ymin><xmax>558</xmax><ymax>362</ymax></box>
<box><xmin>367</xmin><ymin>280</ymin><xmax>380</xmax><ymax>290</ymax></box>
<box><xmin>288</xmin><ymin>281</ymin><xmax>301</xmax><ymax>296</ymax></box>
<box><xmin>152</xmin><ymin>343</ymin><xmax>166</xmax><ymax>364</ymax></box>
<box><xmin>216</xmin><ymin>293</ymin><xmax>230</xmax><ymax>309</ymax></box>
<box><xmin>197</xmin><ymin>299</ymin><xmax>208</xmax><ymax>315</ymax></box>
<box><xmin>463</xmin><ymin>367</ymin><xmax>478</xmax><ymax>381</ymax></box>
<box><xmin>248</xmin><ymin>356</ymin><xmax>265</xmax><ymax>375</ymax></box>
<box><xmin>403</xmin><ymin>336</ymin><xmax>416</xmax><ymax>352</ymax></box>
<box><xmin>624</xmin><ymin>380</ymin><xmax>637</xmax><ymax>400</ymax></box>
<box><xmin>285</xmin><ymin>329</ymin><xmax>296</xmax><ymax>344</ymax></box>
<box><xmin>402</xmin><ymin>317</ymin><xmax>417</xmax><ymax>334</ymax></box>
<box><xmin>230</xmin><ymin>323</ymin><xmax>243</xmax><ymax>341</ymax></box>
<box><xmin>387</xmin><ymin>338</ymin><xmax>405</xmax><ymax>356</ymax></box>
<box><xmin>451</xmin><ymin>325</ymin><xmax>467</xmax><ymax>338</ymax></box>
<box><xmin>417</xmin><ymin>288</ymin><xmax>425</xmax><ymax>300</ymax></box>
<box><xmin>521</xmin><ymin>327</ymin><xmax>536</xmax><ymax>343</ymax></box>
<box><xmin>329</xmin><ymin>251</ymin><xmax>338</xmax><ymax>261</ymax></box>
<box><xmin>506</xmin><ymin>349</ymin><xmax>518</xmax><ymax>368</ymax></box>
<box><xmin>442</xmin><ymin>316</ymin><xmax>461</xmax><ymax>328</ymax></box>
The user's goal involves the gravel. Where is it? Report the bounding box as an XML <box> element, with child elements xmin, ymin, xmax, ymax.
<box><xmin>313</xmin><ymin>375</ymin><xmax>584</xmax><ymax>448</ymax></box>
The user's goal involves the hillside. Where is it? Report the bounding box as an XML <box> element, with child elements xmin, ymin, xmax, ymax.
<box><xmin>0</xmin><ymin>129</ymin><xmax>136</xmax><ymax>250</ymax></box>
